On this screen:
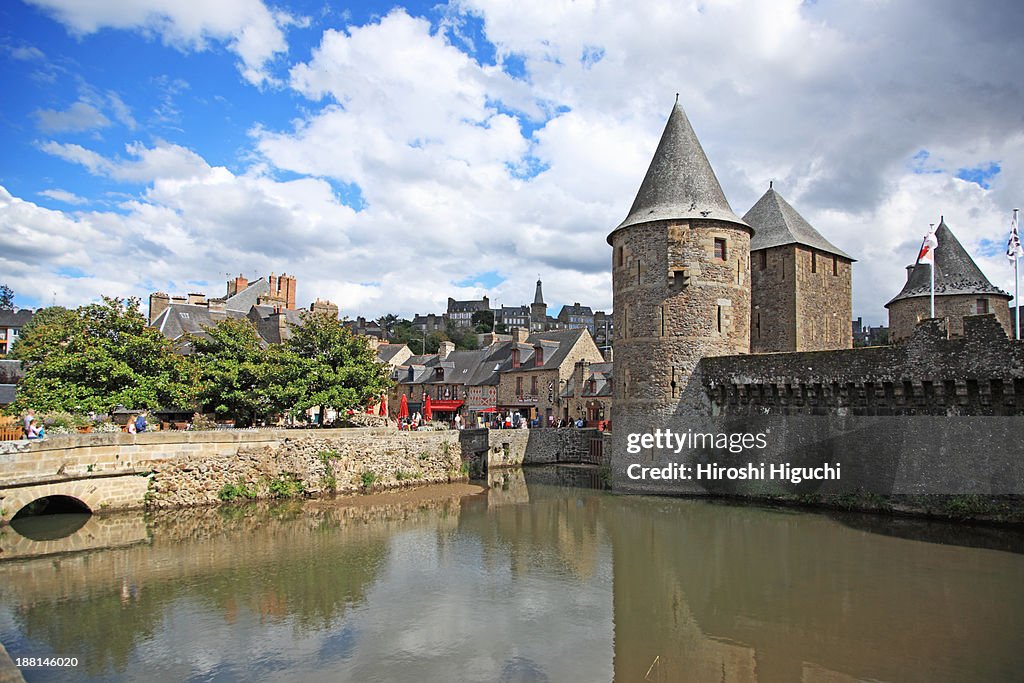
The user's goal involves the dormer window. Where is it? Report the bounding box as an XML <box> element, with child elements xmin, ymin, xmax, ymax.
<box><xmin>511</xmin><ymin>348</ymin><xmax>520</xmax><ymax>368</ymax></box>
<box><xmin>435</xmin><ymin>367</ymin><xmax>444</xmax><ymax>380</ymax></box>
<box><xmin>534</xmin><ymin>347</ymin><xmax>544</xmax><ymax>367</ymax></box>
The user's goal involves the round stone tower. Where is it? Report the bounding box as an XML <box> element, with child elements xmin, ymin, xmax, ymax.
<box><xmin>609</xmin><ymin>101</ymin><xmax>751</xmax><ymax>425</ymax></box>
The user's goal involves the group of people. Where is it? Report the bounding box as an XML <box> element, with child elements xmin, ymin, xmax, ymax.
<box><xmin>19</xmin><ymin>408</ymin><xmax>149</xmax><ymax>440</ymax></box>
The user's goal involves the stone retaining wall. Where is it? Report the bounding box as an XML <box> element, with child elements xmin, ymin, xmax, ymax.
<box><xmin>148</xmin><ymin>431</ymin><xmax>463</xmax><ymax>509</ymax></box>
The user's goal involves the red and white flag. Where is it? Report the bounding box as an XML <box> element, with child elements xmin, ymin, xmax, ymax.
<box><xmin>918</xmin><ymin>228</ymin><xmax>938</xmax><ymax>266</ymax></box>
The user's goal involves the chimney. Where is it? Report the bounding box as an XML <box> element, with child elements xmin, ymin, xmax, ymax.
<box><xmin>227</xmin><ymin>274</ymin><xmax>248</xmax><ymax>297</ymax></box>
<box><xmin>148</xmin><ymin>292</ymin><xmax>170</xmax><ymax>324</ymax></box>
<box><xmin>438</xmin><ymin>341</ymin><xmax>455</xmax><ymax>359</ymax></box>
<box><xmin>187</xmin><ymin>292</ymin><xmax>206</xmax><ymax>305</ymax></box>
<box><xmin>208</xmin><ymin>299</ymin><xmax>226</xmax><ymax>314</ymax></box>
<box><xmin>513</xmin><ymin>327</ymin><xmax>529</xmax><ymax>343</ymax></box>
<box><xmin>482</xmin><ymin>332</ymin><xmax>498</xmax><ymax>346</ymax></box>
<box><xmin>274</xmin><ymin>309</ymin><xmax>289</xmax><ymax>342</ymax></box>
<box><xmin>576</xmin><ymin>359</ymin><xmax>591</xmax><ymax>386</ymax></box>
<box><xmin>906</xmin><ymin>265</ymin><xmax>915</xmax><ymax>282</ymax></box>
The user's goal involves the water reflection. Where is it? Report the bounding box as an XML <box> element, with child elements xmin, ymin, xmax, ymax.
<box><xmin>0</xmin><ymin>472</ymin><xmax>1022</xmax><ymax>682</ymax></box>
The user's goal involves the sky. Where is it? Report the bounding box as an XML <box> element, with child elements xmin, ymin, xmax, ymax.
<box><xmin>1</xmin><ymin>0</ymin><xmax>1022</xmax><ymax>325</ymax></box>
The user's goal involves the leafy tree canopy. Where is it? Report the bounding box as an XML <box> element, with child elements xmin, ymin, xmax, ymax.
<box><xmin>9</xmin><ymin>298</ymin><xmax>198</xmax><ymax>414</ymax></box>
<box><xmin>189</xmin><ymin>317</ymin><xmax>301</xmax><ymax>426</ymax></box>
<box><xmin>0</xmin><ymin>284</ymin><xmax>13</xmax><ymax>310</ymax></box>
<box><xmin>287</xmin><ymin>311</ymin><xmax>392</xmax><ymax>423</ymax></box>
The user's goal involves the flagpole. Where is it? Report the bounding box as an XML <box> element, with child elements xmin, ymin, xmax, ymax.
<box><xmin>1016</xmin><ymin>208</ymin><xmax>1020</xmax><ymax>340</ymax></box>
<box><xmin>929</xmin><ymin>223</ymin><xmax>935</xmax><ymax>319</ymax></box>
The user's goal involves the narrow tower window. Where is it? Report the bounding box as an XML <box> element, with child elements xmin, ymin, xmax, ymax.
<box><xmin>616</xmin><ymin>246</ymin><xmax>624</xmax><ymax>268</ymax></box>
<box><xmin>811</xmin><ymin>251</ymin><xmax>818</xmax><ymax>273</ymax></box>
<box><xmin>756</xmin><ymin>312</ymin><xmax>761</xmax><ymax>339</ymax></box>
<box><xmin>671</xmin><ymin>366</ymin><xmax>678</xmax><ymax>398</ymax></box>
<box><xmin>636</xmin><ymin>259</ymin><xmax>641</xmax><ymax>285</ymax></box>
<box><xmin>716</xmin><ymin>305</ymin><xmax>723</xmax><ymax>333</ymax></box>
<box><xmin>660</xmin><ymin>305</ymin><xmax>666</xmax><ymax>337</ymax></box>
<box><xmin>833</xmin><ymin>255</ymin><xmax>838</xmax><ymax>276</ymax></box>
<box><xmin>760</xmin><ymin>251</ymin><xmax>767</xmax><ymax>269</ymax></box>
<box><xmin>714</xmin><ymin>238</ymin><xmax>727</xmax><ymax>260</ymax></box>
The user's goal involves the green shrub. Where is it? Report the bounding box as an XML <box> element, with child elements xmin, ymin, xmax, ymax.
<box><xmin>218</xmin><ymin>480</ymin><xmax>258</xmax><ymax>502</ymax></box>
<box><xmin>268</xmin><ymin>473</ymin><xmax>306</xmax><ymax>499</ymax></box>
<box><xmin>360</xmin><ymin>470</ymin><xmax>377</xmax><ymax>489</ymax></box>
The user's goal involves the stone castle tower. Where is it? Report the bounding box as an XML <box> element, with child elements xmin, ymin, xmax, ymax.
<box><xmin>609</xmin><ymin>101</ymin><xmax>752</xmax><ymax>420</ymax></box>
<box><xmin>744</xmin><ymin>186</ymin><xmax>855</xmax><ymax>352</ymax></box>
<box><xmin>886</xmin><ymin>217</ymin><xmax>1012</xmax><ymax>341</ymax></box>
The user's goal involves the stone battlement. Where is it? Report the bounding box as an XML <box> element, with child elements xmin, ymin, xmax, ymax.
<box><xmin>700</xmin><ymin>314</ymin><xmax>1024</xmax><ymax>416</ymax></box>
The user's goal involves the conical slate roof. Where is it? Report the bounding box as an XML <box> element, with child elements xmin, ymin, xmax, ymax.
<box><xmin>608</xmin><ymin>101</ymin><xmax>747</xmax><ymax>244</ymax></box>
<box><xmin>743</xmin><ymin>187</ymin><xmax>854</xmax><ymax>260</ymax></box>
<box><xmin>886</xmin><ymin>218</ymin><xmax>1010</xmax><ymax>307</ymax></box>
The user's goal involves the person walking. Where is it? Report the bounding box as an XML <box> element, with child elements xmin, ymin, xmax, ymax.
<box><xmin>23</xmin><ymin>408</ymin><xmax>35</xmax><ymax>439</ymax></box>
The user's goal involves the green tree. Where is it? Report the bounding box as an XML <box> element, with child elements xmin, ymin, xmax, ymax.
<box><xmin>9</xmin><ymin>298</ymin><xmax>198</xmax><ymax>414</ymax></box>
<box><xmin>0</xmin><ymin>284</ymin><xmax>13</xmax><ymax>310</ymax></box>
<box><xmin>287</xmin><ymin>311</ymin><xmax>392</xmax><ymax>425</ymax></box>
<box><xmin>189</xmin><ymin>318</ymin><xmax>300</xmax><ymax>426</ymax></box>
<box><xmin>375</xmin><ymin>313</ymin><xmax>399</xmax><ymax>338</ymax></box>
<box><xmin>471</xmin><ymin>309</ymin><xmax>494</xmax><ymax>333</ymax></box>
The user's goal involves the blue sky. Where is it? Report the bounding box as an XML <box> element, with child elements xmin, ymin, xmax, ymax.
<box><xmin>2</xmin><ymin>0</ymin><xmax>1023</xmax><ymax>324</ymax></box>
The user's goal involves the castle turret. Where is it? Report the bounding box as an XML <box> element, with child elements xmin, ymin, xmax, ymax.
<box><xmin>609</xmin><ymin>99</ymin><xmax>751</xmax><ymax>424</ymax></box>
<box><xmin>886</xmin><ymin>217</ymin><xmax>1011</xmax><ymax>341</ymax></box>
<box><xmin>744</xmin><ymin>185</ymin><xmax>855</xmax><ymax>352</ymax></box>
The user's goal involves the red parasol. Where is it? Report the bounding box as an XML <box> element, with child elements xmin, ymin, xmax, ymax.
<box><xmin>398</xmin><ymin>394</ymin><xmax>409</xmax><ymax>420</ymax></box>
<box><xmin>423</xmin><ymin>394</ymin><xmax>433</xmax><ymax>421</ymax></box>
<box><xmin>378</xmin><ymin>395</ymin><xmax>387</xmax><ymax>416</ymax></box>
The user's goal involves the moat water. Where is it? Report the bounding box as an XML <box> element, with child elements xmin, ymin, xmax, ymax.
<box><xmin>2</xmin><ymin>466</ymin><xmax>1023</xmax><ymax>682</ymax></box>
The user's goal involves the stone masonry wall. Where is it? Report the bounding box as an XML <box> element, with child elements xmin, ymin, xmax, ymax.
<box><xmin>0</xmin><ymin>429</ymin><xmax>463</xmax><ymax>522</ymax></box>
<box><xmin>700</xmin><ymin>314</ymin><xmax>1024</xmax><ymax>416</ymax></box>
<box><xmin>888</xmin><ymin>293</ymin><xmax>1012</xmax><ymax>343</ymax></box>
<box><xmin>461</xmin><ymin>428</ymin><xmax>601</xmax><ymax>470</ymax></box>
<box><xmin>148</xmin><ymin>431</ymin><xmax>463</xmax><ymax>509</ymax></box>
<box><xmin>795</xmin><ymin>247</ymin><xmax>853</xmax><ymax>351</ymax></box>
<box><xmin>751</xmin><ymin>245</ymin><xmax>796</xmax><ymax>353</ymax></box>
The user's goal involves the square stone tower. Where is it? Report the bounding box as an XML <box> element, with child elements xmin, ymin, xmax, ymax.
<box><xmin>744</xmin><ymin>186</ymin><xmax>855</xmax><ymax>352</ymax></box>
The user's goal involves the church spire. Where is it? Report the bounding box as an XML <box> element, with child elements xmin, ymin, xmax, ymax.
<box><xmin>609</xmin><ymin>99</ymin><xmax>747</xmax><ymax>244</ymax></box>
<box><xmin>533</xmin><ymin>278</ymin><xmax>545</xmax><ymax>305</ymax></box>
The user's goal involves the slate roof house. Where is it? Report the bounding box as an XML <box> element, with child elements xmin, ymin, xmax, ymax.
<box><xmin>0</xmin><ymin>309</ymin><xmax>34</xmax><ymax>356</ymax></box>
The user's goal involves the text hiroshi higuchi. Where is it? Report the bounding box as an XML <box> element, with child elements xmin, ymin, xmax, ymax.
<box><xmin>626</xmin><ymin>428</ymin><xmax>768</xmax><ymax>455</ymax></box>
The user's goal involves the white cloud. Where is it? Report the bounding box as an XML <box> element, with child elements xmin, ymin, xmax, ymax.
<box><xmin>24</xmin><ymin>0</ymin><xmax>297</xmax><ymax>86</ymax></box>
<box><xmin>13</xmin><ymin>0</ymin><xmax>1024</xmax><ymax>327</ymax></box>
<box><xmin>33</xmin><ymin>101</ymin><xmax>111</xmax><ymax>132</ymax></box>
<box><xmin>37</xmin><ymin>188</ymin><xmax>88</xmax><ymax>205</ymax></box>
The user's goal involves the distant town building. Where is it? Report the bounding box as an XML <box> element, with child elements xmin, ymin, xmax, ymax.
<box><xmin>447</xmin><ymin>296</ymin><xmax>490</xmax><ymax>328</ymax></box>
<box><xmin>557</xmin><ymin>302</ymin><xmax>595</xmax><ymax>333</ymax></box>
<box><xmin>561</xmin><ymin>359</ymin><xmax>613</xmax><ymax>427</ymax></box>
<box><xmin>886</xmin><ymin>218</ymin><xmax>1012</xmax><ymax>342</ymax></box>
<box><xmin>852</xmin><ymin>317</ymin><xmax>890</xmax><ymax>347</ymax></box>
<box><xmin>0</xmin><ymin>309</ymin><xmax>33</xmax><ymax>356</ymax></box>
<box><xmin>149</xmin><ymin>272</ymin><xmax>339</xmax><ymax>347</ymax></box>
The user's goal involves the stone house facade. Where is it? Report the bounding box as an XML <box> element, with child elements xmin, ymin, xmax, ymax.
<box><xmin>496</xmin><ymin>328</ymin><xmax>605</xmax><ymax>424</ymax></box>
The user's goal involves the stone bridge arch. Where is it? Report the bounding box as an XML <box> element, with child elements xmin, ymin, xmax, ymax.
<box><xmin>2</xmin><ymin>475</ymin><xmax>150</xmax><ymax>522</ymax></box>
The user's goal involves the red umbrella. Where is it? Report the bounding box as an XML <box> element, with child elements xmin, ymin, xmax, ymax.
<box><xmin>398</xmin><ymin>394</ymin><xmax>409</xmax><ymax>420</ymax></box>
<box><xmin>423</xmin><ymin>394</ymin><xmax>433</xmax><ymax>421</ymax></box>
<box><xmin>378</xmin><ymin>395</ymin><xmax>387</xmax><ymax>416</ymax></box>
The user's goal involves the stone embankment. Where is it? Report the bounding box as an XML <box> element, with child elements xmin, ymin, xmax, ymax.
<box><xmin>148</xmin><ymin>431</ymin><xmax>463</xmax><ymax>508</ymax></box>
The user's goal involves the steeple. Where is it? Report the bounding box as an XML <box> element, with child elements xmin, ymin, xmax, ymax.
<box><xmin>886</xmin><ymin>217</ymin><xmax>1010</xmax><ymax>306</ymax></box>
<box><xmin>533</xmin><ymin>278</ymin><xmax>545</xmax><ymax>305</ymax></box>
<box><xmin>608</xmin><ymin>100</ymin><xmax>747</xmax><ymax>244</ymax></box>
<box><xmin>744</xmin><ymin>186</ymin><xmax>854</xmax><ymax>260</ymax></box>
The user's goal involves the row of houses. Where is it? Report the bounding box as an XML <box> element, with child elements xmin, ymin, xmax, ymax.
<box><xmin>411</xmin><ymin>279</ymin><xmax>614</xmax><ymax>349</ymax></box>
<box><xmin>376</xmin><ymin>327</ymin><xmax>612</xmax><ymax>427</ymax></box>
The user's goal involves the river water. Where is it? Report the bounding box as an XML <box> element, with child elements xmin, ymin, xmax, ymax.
<box><xmin>1</xmin><ymin>466</ymin><xmax>1023</xmax><ymax>682</ymax></box>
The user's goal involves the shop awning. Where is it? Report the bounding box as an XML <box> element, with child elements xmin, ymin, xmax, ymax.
<box><xmin>430</xmin><ymin>400</ymin><xmax>464</xmax><ymax>411</ymax></box>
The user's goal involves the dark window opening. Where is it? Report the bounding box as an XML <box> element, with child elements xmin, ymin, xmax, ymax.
<box><xmin>811</xmin><ymin>251</ymin><xmax>818</xmax><ymax>273</ymax></box>
<box><xmin>756</xmin><ymin>312</ymin><xmax>761</xmax><ymax>339</ymax></box>
<box><xmin>531</xmin><ymin>376</ymin><xmax>537</xmax><ymax>394</ymax></box>
<box><xmin>516</xmin><ymin>377</ymin><xmax>523</xmax><ymax>394</ymax></box>
<box><xmin>977</xmin><ymin>299</ymin><xmax>989</xmax><ymax>314</ymax></box>
<box><xmin>833</xmin><ymin>255</ymin><xmax>838</xmax><ymax>276</ymax></box>
<box><xmin>714</xmin><ymin>238</ymin><xmax>727</xmax><ymax>260</ymax></box>
<box><xmin>760</xmin><ymin>250</ymin><xmax>767</xmax><ymax>269</ymax></box>
<box><xmin>716</xmin><ymin>305</ymin><xmax>723</xmax><ymax>333</ymax></box>
<box><xmin>616</xmin><ymin>246</ymin><xmax>624</xmax><ymax>267</ymax></box>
